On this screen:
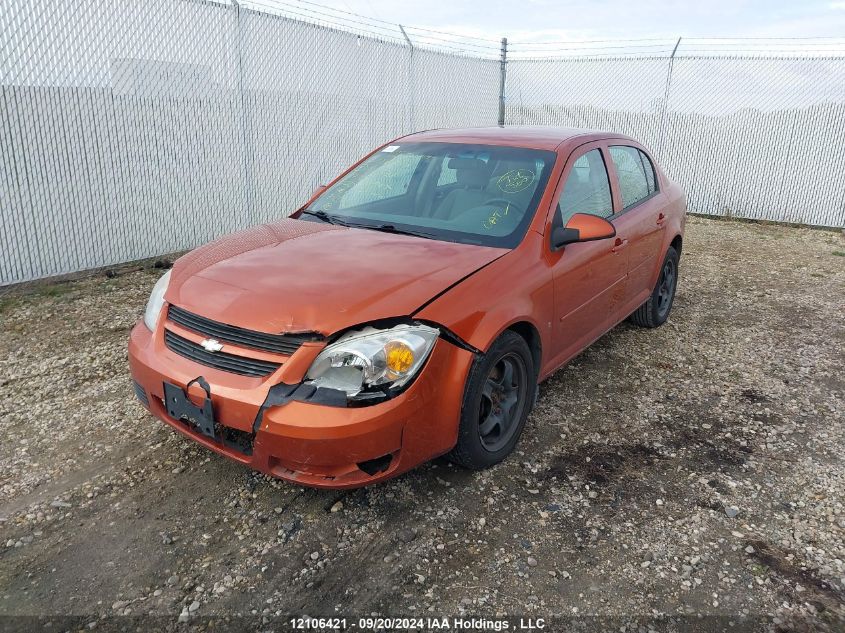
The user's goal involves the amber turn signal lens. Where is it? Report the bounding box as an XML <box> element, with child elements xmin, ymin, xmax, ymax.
<box><xmin>384</xmin><ymin>340</ymin><xmax>414</xmax><ymax>374</ymax></box>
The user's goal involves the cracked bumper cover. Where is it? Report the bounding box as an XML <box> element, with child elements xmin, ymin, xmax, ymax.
<box><xmin>128</xmin><ymin>322</ymin><xmax>474</xmax><ymax>488</ymax></box>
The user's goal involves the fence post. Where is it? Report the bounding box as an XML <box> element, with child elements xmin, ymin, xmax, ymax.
<box><xmin>498</xmin><ymin>37</ymin><xmax>508</xmax><ymax>126</ymax></box>
<box><xmin>231</xmin><ymin>0</ymin><xmax>256</xmax><ymax>222</ymax></box>
<box><xmin>657</xmin><ymin>37</ymin><xmax>681</xmax><ymax>161</ymax></box>
<box><xmin>399</xmin><ymin>24</ymin><xmax>414</xmax><ymax>131</ymax></box>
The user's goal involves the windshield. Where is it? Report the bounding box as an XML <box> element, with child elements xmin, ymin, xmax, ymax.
<box><xmin>304</xmin><ymin>142</ymin><xmax>557</xmax><ymax>248</ymax></box>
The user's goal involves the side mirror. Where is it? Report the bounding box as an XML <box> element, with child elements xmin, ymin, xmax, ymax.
<box><xmin>551</xmin><ymin>213</ymin><xmax>616</xmax><ymax>251</ymax></box>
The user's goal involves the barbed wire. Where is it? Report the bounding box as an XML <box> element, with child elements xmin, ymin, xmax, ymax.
<box><xmin>241</xmin><ymin>1</ymin><xmax>845</xmax><ymax>60</ymax></box>
<box><xmin>244</xmin><ymin>1</ymin><xmax>408</xmax><ymax>42</ymax></box>
<box><xmin>509</xmin><ymin>36</ymin><xmax>845</xmax><ymax>45</ymax></box>
<box><xmin>687</xmin><ymin>35</ymin><xmax>845</xmax><ymax>40</ymax></box>
<box><xmin>274</xmin><ymin>0</ymin><xmax>502</xmax><ymax>43</ymax></box>
<box><xmin>508</xmin><ymin>37</ymin><xmax>845</xmax><ymax>58</ymax></box>
<box><xmin>245</xmin><ymin>0</ymin><xmax>503</xmax><ymax>57</ymax></box>
<box><xmin>509</xmin><ymin>43</ymin><xmax>676</xmax><ymax>52</ymax></box>
<box><xmin>242</xmin><ymin>0</ymin><xmax>502</xmax><ymax>56</ymax></box>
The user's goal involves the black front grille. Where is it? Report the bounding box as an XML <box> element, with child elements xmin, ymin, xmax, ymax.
<box><xmin>164</xmin><ymin>330</ymin><xmax>280</xmax><ymax>377</ymax></box>
<box><xmin>168</xmin><ymin>305</ymin><xmax>322</xmax><ymax>356</ymax></box>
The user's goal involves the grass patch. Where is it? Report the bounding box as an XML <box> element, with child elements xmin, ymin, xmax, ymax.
<box><xmin>0</xmin><ymin>282</ymin><xmax>76</xmax><ymax>315</ymax></box>
<box><xmin>832</xmin><ymin>250</ymin><xmax>845</xmax><ymax>257</ymax></box>
<box><xmin>35</xmin><ymin>283</ymin><xmax>75</xmax><ymax>299</ymax></box>
<box><xmin>0</xmin><ymin>296</ymin><xmax>20</xmax><ymax>315</ymax></box>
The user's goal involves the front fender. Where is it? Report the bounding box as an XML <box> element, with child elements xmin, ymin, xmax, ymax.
<box><xmin>414</xmin><ymin>231</ymin><xmax>554</xmax><ymax>369</ymax></box>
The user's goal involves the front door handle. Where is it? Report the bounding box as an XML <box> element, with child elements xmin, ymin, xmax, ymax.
<box><xmin>656</xmin><ymin>212</ymin><xmax>666</xmax><ymax>226</ymax></box>
<box><xmin>611</xmin><ymin>237</ymin><xmax>628</xmax><ymax>253</ymax></box>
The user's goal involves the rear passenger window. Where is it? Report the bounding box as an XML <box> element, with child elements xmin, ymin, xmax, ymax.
<box><xmin>609</xmin><ymin>146</ymin><xmax>652</xmax><ymax>209</ymax></box>
<box><xmin>639</xmin><ymin>149</ymin><xmax>657</xmax><ymax>194</ymax></box>
<box><xmin>558</xmin><ymin>149</ymin><xmax>613</xmax><ymax>223</ymax></box>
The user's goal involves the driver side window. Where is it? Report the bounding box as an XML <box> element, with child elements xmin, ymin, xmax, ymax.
<box><xmin>558</xmin><ymin>149</ymin><xmax>613</xmax><ymax>224</ymax></box>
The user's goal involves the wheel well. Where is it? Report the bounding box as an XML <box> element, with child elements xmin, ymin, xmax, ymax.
<box><xmin>671</xmin><ymin>234</ymin><xmax>683</xmax><ymax>256</ymax></box>
<box><xmin>506</xmin><ymin>321</ymin><xmax>542</xmax><ymax>375</ymax></box>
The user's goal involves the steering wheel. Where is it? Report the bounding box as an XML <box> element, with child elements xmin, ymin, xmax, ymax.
<box><xmin>484</xmin><ymin>198</ymin><xmax>524</xmax><ymax>217</ymax></box>
<box><xmin>472</xmin><ymin>198</ymin><xmax>525</xmax><ymax>232</ymax></box>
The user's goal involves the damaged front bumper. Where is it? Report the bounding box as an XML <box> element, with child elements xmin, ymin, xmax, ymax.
<box><xmin>128</xmin><ymin>321</ymin><xmax>474</xmax><ymax>488</ymax></box>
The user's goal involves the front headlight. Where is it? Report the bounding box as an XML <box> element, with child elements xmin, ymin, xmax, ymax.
<box><xmin>143</xmin><ymin>269</ymin><xmax>171</xmax><ymax>331</ymax></box>
<box><xmin>305</xmin><ymin>323</ymin><xmax>439</xmax><ymax>399</ymax></box>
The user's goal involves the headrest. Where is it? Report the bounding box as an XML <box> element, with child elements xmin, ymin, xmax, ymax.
<box><xmin>447</xmin><ymin>157</ymin><xmax>487</xmax><ymax>171</ymax></box>
<box><xmin>448</xmin><ymin>158</ymin><xmax>490</xmax><ymax>189</ymax></box>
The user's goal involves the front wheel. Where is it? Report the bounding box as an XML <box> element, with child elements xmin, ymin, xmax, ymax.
<box><xmin>447</xmin><ymin>330</ymin><xmax>536</xmax><ymax>470</ymax></box>
<box><xmin>629</xmin><ymin>245</ymin><xmax>679</xmax><ymax>328</ymax></box>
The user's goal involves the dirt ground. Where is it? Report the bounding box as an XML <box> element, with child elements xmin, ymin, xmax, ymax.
<box><xmin>1</xmin><ymin>217</ymin><xmax>843</xmax><ymax>632</ymax></box>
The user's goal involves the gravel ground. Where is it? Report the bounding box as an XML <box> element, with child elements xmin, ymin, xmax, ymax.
<box><xmin>0</xmin><ymin>216</ymin><xmax>843</xmax><ymax>632</ymax></box>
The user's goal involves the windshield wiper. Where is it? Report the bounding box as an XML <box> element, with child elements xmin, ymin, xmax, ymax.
<box><xmin>347</xmin><ymin>222</ymin><xmax>438</xmax><ymax>240</ymax></box>
<box><xmin>300</xmin><ymin>212</ymin><xmax>436</xmax><ymax>240</ymax></box>
<box><xmin>299</xmin><ymin>209</ymin><xmax>347</xmax><ymax>225</ymax></box>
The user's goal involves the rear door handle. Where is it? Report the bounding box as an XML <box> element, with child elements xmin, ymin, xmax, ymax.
<box><xmin>656</xmin><ymin>212</ymin><xmax>666</xmax><ymax>226</ymax></box>
<box><xmin>611</xmin><ymin>237</ymin><xmax>628</xmax><ymax>253</ymax></box>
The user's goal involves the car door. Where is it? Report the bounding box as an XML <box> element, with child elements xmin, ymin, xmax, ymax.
<box><xmin>547</xmin><ymin>144</ymin><xmax>628</xmax><ymax>368</ymax></box>
<box><xmin>606</xmin><ymin>145</ymin><xmax>667</xmax><ymax>309</ymax></box>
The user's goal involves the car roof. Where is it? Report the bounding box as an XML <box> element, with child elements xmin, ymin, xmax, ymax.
<box><xmin>400</xmin><ymin>126</ymin><xmax>632</xmax><ymax>152</ymax></box>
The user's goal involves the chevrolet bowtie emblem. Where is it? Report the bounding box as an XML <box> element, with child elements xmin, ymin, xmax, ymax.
<box><xmin>200</xmin><ymin>338</ymin><xmax>224</xmax><ymax>353</ymax></box>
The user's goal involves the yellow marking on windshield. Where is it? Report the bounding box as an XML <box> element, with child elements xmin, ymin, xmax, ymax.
<box><xmin>497</xmin><ymin>169</ymin><xmax>535</xmax><ymax>194</ymax></box>
<box><xmin>482</xmin><ymin>202</ymin><xmax>511</xmax><ymax>231</ymax></box>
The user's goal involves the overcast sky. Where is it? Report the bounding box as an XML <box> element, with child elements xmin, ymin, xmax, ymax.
<box><xmin>306</xmin><ymin>0</ymin><xmax>845</xmax><ymax>42</ymax></box>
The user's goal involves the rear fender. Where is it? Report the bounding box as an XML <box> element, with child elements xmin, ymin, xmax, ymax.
<box><xmin>648</xmin><ymin>185</ymin><xmax>686</xmax><ymax>289</ymax></box>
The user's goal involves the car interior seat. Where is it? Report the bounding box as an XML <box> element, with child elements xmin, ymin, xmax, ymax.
<box><xmin>431</xmin><ymin>158</ymin><xmax>493</xmax><ymax>220</ymax></box>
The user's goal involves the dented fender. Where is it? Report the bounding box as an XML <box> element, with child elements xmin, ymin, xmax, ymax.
<box><xmin>414</xmin><ymin>231</ymin><xmax>555</xmax><ymax>375</ymax></box>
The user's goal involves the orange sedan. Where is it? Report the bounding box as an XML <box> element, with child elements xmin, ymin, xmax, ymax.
<box><xmin>128</xmin><ymin>127</ymin><xmax>686</xmax><ymax>488</ymax></box>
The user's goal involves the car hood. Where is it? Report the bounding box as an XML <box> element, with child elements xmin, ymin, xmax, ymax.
<box><xmin>165</xmin><ymin>218</ymin><xmax>507</xmax><ymax>335</ymax></box>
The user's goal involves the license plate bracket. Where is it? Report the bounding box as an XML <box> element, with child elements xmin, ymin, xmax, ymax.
<box><xmin>163</xmin><ymin>377</ymin><xmax>216</xmax><ymax>439</ymax></box>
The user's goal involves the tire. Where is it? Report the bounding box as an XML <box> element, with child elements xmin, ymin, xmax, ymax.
<box><xmin>447</xmin><ymin>330</ymin><xmax>536</xmax><ymax>470</ymax></box>
<box><xmin>629</xmin><ymin>246</ymin><xmax>679</xmax><ymax>328</ymax></box>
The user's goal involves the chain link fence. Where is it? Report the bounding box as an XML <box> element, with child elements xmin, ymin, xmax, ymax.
<box><xmin>0</xmin><ymin>0</ymin><xmax>498</xmax><ymax>285</ymax></box>
<box><xmin>507</xmin><ymin>51</ymin><xmax>845</xmax><ymax>228</ymax></box>
<box><xmin>1</xmin><ymin>1</ymin><xmax>843</xmax><ymax>285</ymax></box>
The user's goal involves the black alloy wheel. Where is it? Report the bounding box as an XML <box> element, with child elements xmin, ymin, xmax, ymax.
<box><xmin>447</xmin><ymin>330</ymin><xmax>536</xmax><ymax>470</ymax></box>
<box><xmin>656</xmin><ymin>257</ymin><xmax>676</xmax><ymax>320</ymax></box>
<box><xmin>478</xmin><ymin>352</ymin><xmax>528</xmax><ymax>452</ymax></box>
<box><xmin>628</xmin><ymin>245</ymin><xmax>680</xmax><ymax>328</ymax></box>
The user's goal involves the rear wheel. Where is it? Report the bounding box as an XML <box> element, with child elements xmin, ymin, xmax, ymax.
<box><xmin>447</xmin><ymin>330</ymin><xmax>535</xmax><ymax>470</ymax></box>
<box><xmin>629</xmin><ymin>246</ymin><xmax>679</xmax><ymax>328</ymax></box>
